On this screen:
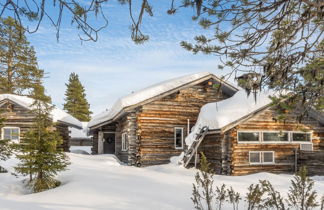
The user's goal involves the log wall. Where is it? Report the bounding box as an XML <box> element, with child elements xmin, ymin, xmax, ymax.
<box><xmin>137</xmin><ymin>80</ymin><xmax>230</xmax><ymax>166</ymax></box>
<box><xmin>0</xmin><ymin>99</ymin><xmax>71</xmax><ymax>151</ymax></box>
<box><xmin>226</xmin><ymin>107</ymin><xmax>324</xmax><ymax>176</ymax></box>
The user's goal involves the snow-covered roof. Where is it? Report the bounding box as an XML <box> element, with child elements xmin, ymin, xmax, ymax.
<box><xmin>185</xmin><ymin>90</ymin><xmax>275</xmax><ymax>146</ymax></box>
<box><xmin>0</xmin><ymin>94</ymin><xmax>82</xmax><ymax>129</ymax></box>
<box><xmin>69</xmin><ymin>122</ymin><xmax>91</xmax><ymax>138</ymax></box>
<box><xmin>89</xmin><ymin>72</ymin><xmax>238</xmax><ymax>128</ymax></box>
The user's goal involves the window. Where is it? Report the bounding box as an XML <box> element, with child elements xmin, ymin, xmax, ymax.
<box><xmin>263</xmin><ymin>152</ymin><xmax>275</xmax><ymax>163</ymax></box>
<box><xmin>121</xmin><ymin>133</ymin><xmax>128</xmax><ymax>151</ymax></box>
<box><xmin>292</xmin><ymin>132</ymin><xmax>311</xmax><ymax>142</ymax></box>
<box><xmin>249</xmin><ymin>151</ymin><xmax>275</xmax><ymax>164</ymax></box>
<box><xmin>174</xmin><ymin>127</ymin><xmax>184</xmax><ymax>149</ymax></box>
<box><xmin>263</xmin><ymin>132</ymin><xmax>289</xmax><ymax>142</ymax></box>
<box><xmin>238</xmin><ymin>130</ymin><xmax>313</xmax><ymax>144</ymax></box>
<box><xmin>249</xmin><ymin>152</ymin><xmax>261</xmax><ymax>164</ymax></box>
<box><xmin>238</xmin><ymin>132</ymin><xmax>260</xmax><ymax>142</ymax></box>
<box><xmin>1</xmin><ymin>127</ymin><xmax>20</xmax><ymax>141</ymax></box>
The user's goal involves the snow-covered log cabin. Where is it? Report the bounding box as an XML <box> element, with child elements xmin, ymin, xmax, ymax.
<box><xmin>88</xmin><ymin>72</ymin><xmax>238</xmax><ymax>166</ymax></box>
<box><xmin>183</xmin><ymin>90</ymin><xmax>324</xmax><ymax>175</ymax></box>
<box><xmin>0</xmin><ymin>94</ymin><xmax>83</xmax><ymax>151</ymax></box>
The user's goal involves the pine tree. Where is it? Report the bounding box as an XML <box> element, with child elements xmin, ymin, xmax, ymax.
<box><xmin>0</xmin><ymin>116</ymin><xmax>10</xmax><ymax>173</ymax></box>
<box><xmin>63</xmin><ymin>72</ymin><xmax>92</xmax><ymax>121</ymax></box>
<box><xmin>14</xmin><ymin>86</ymin><xmax>70</xmax><ymax>193</ymax></box>
<box><xmin>0</xmin><ymin>17</ymin><xmax>44</xmax><ymax>95</ymax></box>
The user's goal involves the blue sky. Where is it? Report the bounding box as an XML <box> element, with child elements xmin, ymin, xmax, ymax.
<box><xmin>23</xmin><ymin>0</ymin><xmax>234</xmax><ymax>115</ymax></box>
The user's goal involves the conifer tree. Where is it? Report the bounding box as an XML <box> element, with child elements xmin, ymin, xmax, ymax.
<box><xmin>63</xmin><ymin>72</ymin><xmax>92</xmax><ymax>121</ymax></box>
<box><xmin>15</xmin><ymin>86</ymin><xmax>70</xmax><ymax>193</ymax></box>
<box><xmin>0</xmin><ymin>116</ymin><xmax>10</xmax><ymax>173</ymax></box>
<box><xmin>0</xmin><ymin>17</ymin><xmax>44</xmax><ymax>95</ymax></box>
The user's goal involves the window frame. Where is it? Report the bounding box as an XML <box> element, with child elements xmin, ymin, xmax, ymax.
<box><xmin>237</xmin><ymin>130</ymin><xmax>312</xmax><ymax>144</ymax></box>
<box><xmin>249</xmin><ymin>151</ymin><xmax>261</xmax><ymax>164</ymax></box>
<box><xmin>121</xmin><ymin>132</ymin><xmax>128</xmax><ymax>152</ymax></box>
<box><xmin>237</xmin><ymin>131</ymin><xmax>261</xmax><ymax>143</ymax></box>
<box><xmin>291</xmin><ymin>132</ymin><xmax>312</xmax><ymax>143</ymax></box>
<box><xmin>1</xmin><ymin>126</ymin><xmax>20</xmax><ymax>142</ymax></box>
<box><xmin>262</xmin><ymin>151</ymin><xmax>275</xmax><ymax>164</ymax></box>
<box><xmin>174</xmin><ymin>127</ymin><xmax>184</xmax><ymax>149</ymax></box>
<box><xmin>262</xmin><ymin>131</ymin><xmax>289</xmax><ymax>143</ymax></box>
<box><xmin>249</xmin><ymin>151</ymin><xmax>275</xmax><ymax>165</ymax></box>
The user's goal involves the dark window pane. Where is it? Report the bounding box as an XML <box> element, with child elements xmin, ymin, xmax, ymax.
<box><xmin>263</xmin><ymin>152</ymin><xmax>274</xmax><ymax>163</ymax></box>
<box><xmin>249</xmin><ymin>152</ymin><xmax>260</xmax><ymax>163</ymax></box>
<box><xmin>175</xmin><ymin>128</ymin><xmax>183</xmax><ymax>148</ymax></box>
<box><xmin>238</xmin><ymin>132</ymin><xmax>259</xmax><ymax>142</ymax></box>
<box><xmin>292</xmin><ymin>133</ymin><xmax>311</xmax><ymax>142</ymax></box>
<box><xmin>263</xmin><ymin>132</ymin><xmax>288</xmax><ymax>142</ymax></box>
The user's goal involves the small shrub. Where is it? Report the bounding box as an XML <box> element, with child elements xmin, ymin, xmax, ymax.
<box><xmin>215</xmin><ymin>184</ymin><xmax>227</xmax><ymax>210</ymax></box>
<box><xmin>191</xmin><ymin>153</ymin><xmax>214</xmax><ymax>210</ymax></box>
<box><xmin>245</xmin><ymin>183</ymin><xmax>265</xmax><ymax>210</ymax></box>
<box><xmin>227</xmin><ymin>187</ymin><xmax>241</xmax><ymax>210</ymax></box>
<box><xmin>260</xmin><ymin>180</ymin><xmax>285</xmax><ymax>210</ymax></box>
<box><xmin>287</xmin><ymin>166</ymin><xmax>318</xmax><ymax>210</ymax></box>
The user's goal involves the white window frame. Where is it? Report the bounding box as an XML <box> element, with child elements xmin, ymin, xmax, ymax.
<box><xmin>262</xmin><ymin>131</ymin><xmax>290</xmax><ymax>143</ymax></box>
<box><xmin>237</xmin><ymin>130</ymin><xmax>312</xmax><ymax>144</ymax></box>
<box><xmin>174</xmin><ymin>127</ymin><xmax>184</xmax><ymax>149</ymax></box>
<box><xmin>121</xmin><ymin>132</ymin><xmax>128</xmax><ymax>152</ymax></box>
<box><xmin>262</xmin><ymin>151</ymin><xmax>275</xmax><ymax>164</ymax></box>
<box><xmin>249</xmin><ymin>151</ymin><xmax>261</xmax><ymax>164</ymax></box>
<box><xmin>237</xmin><ymin>131</ymin><xmax>261</xmax><ymax>143</ymax></box>
<box><xmin>249</xmin><ymin>151</ymin><xmax>275</xmax><ymax>165</ymax></box>
<box><xmin>290</xmin><ymin>132</ymin><xmax>312</xmax><ymax>143</ymax></box>
<box><xmin>1</xmin><ymin>126</ymin><xmax>20</xmax><ymax>142</ymax></box>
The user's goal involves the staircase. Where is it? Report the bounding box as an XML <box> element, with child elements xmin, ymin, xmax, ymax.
<box><xmin>183</xmin><ymin>126</ymin><xmax>209</xmax><ymax>168</ymax></box>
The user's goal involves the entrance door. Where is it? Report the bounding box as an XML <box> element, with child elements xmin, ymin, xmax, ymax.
<box><xmin>103</xmin><ymin>133</ymin><xmax>115</xmax><ymax>154</ymax></box>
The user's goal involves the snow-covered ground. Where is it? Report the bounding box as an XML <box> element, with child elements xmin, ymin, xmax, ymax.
<box><xmin>1</xmin><ymin>154</ymin><xmax>324</xmax><ymax>210</ymax></box>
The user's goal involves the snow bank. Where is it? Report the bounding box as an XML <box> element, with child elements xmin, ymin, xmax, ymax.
<box><xmin>186</xmin><ymin>90</ymin><xmax>274</xmax><ymax>146</ymax></box>
<box><xmin>0</xmin><ymin>94</ymin><xmax>82</xmax><ymax>128</ymax></box>
<box><xmin>89</xmin><ymin>72</ymin><xmax>217</xmax><ymax>128</ymax></box>
<box><xmin>70</xmin><ymin>146</ymin><xmax>92</xmax><ymax>154</ymax></box>
<box><xmin>1</xmin><ymin>153</ymin><xmax>323</xmax><ymax>210</ymax></box>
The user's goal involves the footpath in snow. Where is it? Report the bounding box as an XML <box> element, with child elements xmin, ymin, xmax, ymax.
<box><xmin>1</xmin><ymin>150</ymin><xmax>324</xmax><ymax>210</ymax></box>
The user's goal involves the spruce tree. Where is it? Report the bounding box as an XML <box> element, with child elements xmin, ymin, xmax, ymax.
<box><xmin>14</xmin><ymin>86</ymin><xmax>70</xmax><ymax>193</ymax></box>
<box><xmin>0</xmin><ymin>116</ymin><xmax>10</xmax><ymax>173</ymax></box>
<box><xmin>0</xmin><ymin>17</ymin><xmax>44</xmax><ymax>95</ymax></box>
<box><xmin>63</xmin><ymin>72</ymin><xmax>92</xmax><ymax>121</ymax></box>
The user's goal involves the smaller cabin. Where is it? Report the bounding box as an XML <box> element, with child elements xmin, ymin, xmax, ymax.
<box><xmin>183</xmin><ymin>90</ymin><xmax>324</xmax><ymax>176</ymax></box>
<box><xmin>0</xmin><ymin>94</ymin><xmax>82</xmax><ymax>151</ymax></box>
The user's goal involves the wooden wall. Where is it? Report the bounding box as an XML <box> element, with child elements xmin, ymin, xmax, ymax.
<box><xmin>0</xmin><ymin>99</ymin><xmax>71</xmax><ymax>151</ymax></box>
<box><xmin>91</xmin><ymin>79</ymin><xmax>232</xmax><ymax>166</ymax></box>
<box><xmin>136</xmin><ymin>80</ymin><xmax>230</xmax><ymax>166</ymax></box>
<box><xmin>225</xmin><ymin>107</ymin><xmax>324</xmax><ymax>176</ymax></box>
